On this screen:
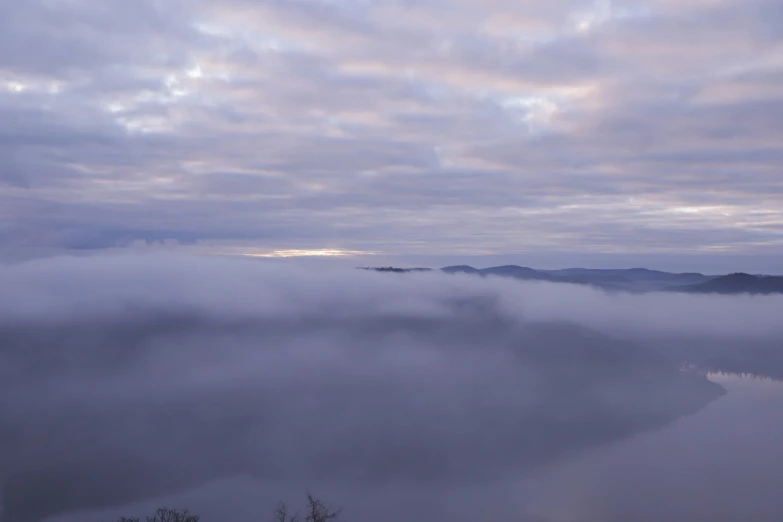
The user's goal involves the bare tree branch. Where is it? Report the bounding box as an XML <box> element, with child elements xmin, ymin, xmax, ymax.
<box><xmin>144</xmin><ymin>507</ymin><xmax>199</xmax><ymax>522</ymax></box>
<box><xmin>305</xmin><ymin>493</ymin><xmax>341</xmax><ymax>522</ymax></box>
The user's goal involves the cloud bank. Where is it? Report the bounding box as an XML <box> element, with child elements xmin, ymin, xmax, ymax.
<box><xmin>1</xmin><ymin>254</ymin><xmax>782</xmax><ymax>522</ymax></box>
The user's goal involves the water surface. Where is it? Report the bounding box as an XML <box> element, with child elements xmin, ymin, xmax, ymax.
<box><xmin>49</xmin><ymin>374</ymin><xmax>783</xmax><ymax>522</ymax></box>
<box><xmin>526</xmin><ymin>373</ymin><xmax>783</xmax><ymax>522</ymax></box>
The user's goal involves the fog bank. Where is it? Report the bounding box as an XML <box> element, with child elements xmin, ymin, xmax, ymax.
<box><xmin>2</xmin><ymin>254</ymin><xmax>782</xmax><ymax>338</ymax></box>
<box><xmin>0</xmin><ymin>254</ymin><xmax>780</xmax><ymax>522</ymax></box>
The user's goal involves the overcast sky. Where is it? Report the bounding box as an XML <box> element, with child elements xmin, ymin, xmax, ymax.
<box><xmin>2</xmin><ymin>0</ymin><xmax>782</xmax><ymax>270</ymax></box>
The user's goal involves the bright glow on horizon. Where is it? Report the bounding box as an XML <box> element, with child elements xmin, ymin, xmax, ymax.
<box><xmin>5</xmin><ymin>81</ymin><xmax>27</xmax><ymax>93</ymax></box>
<box><xmin>243</xmin><ymin>249</ymin><xmax>378</xmax><ymax>258</ymax></box>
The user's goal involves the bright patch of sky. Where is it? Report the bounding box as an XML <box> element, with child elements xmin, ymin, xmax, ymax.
<box><xmin>570</xmin><ymin>0</ymin><xmax>652</xmax><ymax>33</ymax></box>
<box><xmin>501</xmin><ymin>95</ymin><xmax>561</xmax><ymax>131</ymax></box>
<box><xmin>244</xmin><ymin>249</ymin><xmax>379</xmax><ymax>258</ymax></box>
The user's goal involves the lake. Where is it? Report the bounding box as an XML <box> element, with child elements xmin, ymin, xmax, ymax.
<box><xmin>525</xmin><ymin>373</ymin><xmax>783</xmax><ymax>522</ymax></box>
<box><xmin>50</xmin><ymin>374</ymin><xmax>783</xmax><ymax>522</ymax></box>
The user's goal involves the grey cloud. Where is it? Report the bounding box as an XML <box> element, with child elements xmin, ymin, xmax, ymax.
<box><xmin>1</xmin><ymin>0</ymin><xmax>782</xmax><ymax>260</ymax></box>
<box><xmin>0</xmin><ymin>0</ymin><xmax>201</xmax><ymax>74</ymax></box>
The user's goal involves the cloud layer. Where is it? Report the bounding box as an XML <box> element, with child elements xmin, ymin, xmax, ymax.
<box><xmin>1</xmin><ymin>254</ymin><xmax>782</xmax><ymax>522</ymax></box>
<box><xmin>1</xmin><ymin>0</ymin><xmax>782</xmax><ymax>261</ymax></box>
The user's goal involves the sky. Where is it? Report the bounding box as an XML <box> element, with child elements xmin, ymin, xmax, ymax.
<box><xmin>1</xmin><ymin>0</ymin><xmax>782</xmax><ymax>271</ymax></box>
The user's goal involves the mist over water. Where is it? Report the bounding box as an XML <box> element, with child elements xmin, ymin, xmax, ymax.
<box><xmin>526</xmin><ymin>374</ymin><xmax>783</xmax><ymax>522</ymax></box>
<box><xmin>48</xmin><ymin>375</ymin><xmax>783</xmax><ymax>522</ymax></box>
<box><xmin>1</xmin><ymin>254</ymin><xmax>782</xmax><ymax>522</ymax></box>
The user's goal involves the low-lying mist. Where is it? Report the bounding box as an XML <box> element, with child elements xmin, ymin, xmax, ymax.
<box><xmin>1</xmin><ymin>254</ymin><xmax>782</xmax><ymax>522</ymax></box>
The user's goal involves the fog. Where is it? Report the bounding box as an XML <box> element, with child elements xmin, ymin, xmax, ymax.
<box><xmin>1</xmin><ymin>254</ymin><xmax>782</xmax><ymax>522</ymax></box>
<box><xmin>4</xmin><ymin>255</ymin><xmax>782</xmax><ymax>339</ymax></box>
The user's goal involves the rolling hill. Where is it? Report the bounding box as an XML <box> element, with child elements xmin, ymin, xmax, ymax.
<box><xmin>370</xmin><ymin>265</ymin><xmax>717</xmax><ymax>292</ymax></box>
<box><xmin>675</xmin><ymin>273</ymin><xmax>783</xmax><ymax>295</ymax></box>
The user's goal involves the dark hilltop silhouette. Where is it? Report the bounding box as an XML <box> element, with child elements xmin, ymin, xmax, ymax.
<box><xmin>673</xmin><ymin>272</ymin><xmax>783</xmax><ymax>295</ymax></box>
<box><xmin>363</xmin><ymin>265</ymin><xmax>783</xmax><ymax>294</ymax></box>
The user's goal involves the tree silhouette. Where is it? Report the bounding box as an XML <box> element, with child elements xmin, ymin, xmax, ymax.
<box><xmin>114</xmin><ymin>494</ymin><xmax>338</xmax><ymax>522</ymax></box>
<box><xmin>116</xmin><ymin>507</ymin><xmax>199</xmax><ymax>522</ymax></box>
<box><xmin>274</xmin><ymin>494</ymin><xmax>341</xmax><ymax>522</ymax></box>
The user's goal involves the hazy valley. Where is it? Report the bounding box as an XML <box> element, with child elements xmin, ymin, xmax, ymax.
<box><xmin>1</xmin><ymin>255</ymin><xmax>782</xmax><ymax>522</ymax></box>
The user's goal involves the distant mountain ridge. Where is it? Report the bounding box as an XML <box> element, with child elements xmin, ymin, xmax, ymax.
<box><xmin>674</xmin><ymin>272</ymin><xmax>783</xmax><ymax>295</ymax></box>
<box><xmin>444</xmin><ymin>265</ymin><xmax>716</xmax><ymax>292</ymax></box>
<box><xmin>363</xmin><ymin>265</ymin><xmax>783</xmax><ymax>294</ymax></box>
